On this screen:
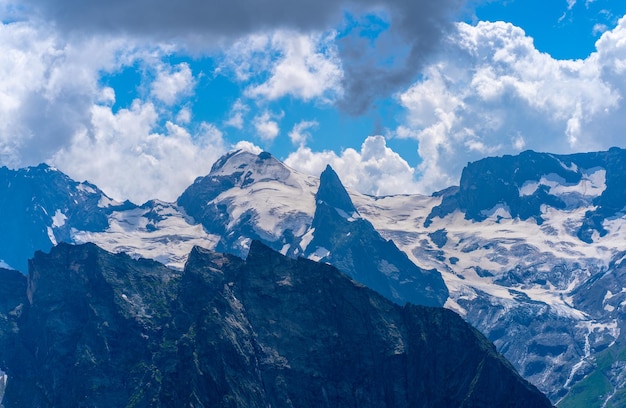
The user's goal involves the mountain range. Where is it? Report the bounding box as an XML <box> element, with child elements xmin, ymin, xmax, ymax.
<box><xmin>2</xmin><ymin>147</ymin><xmax>626</xmax><ymax>405</ymax></box>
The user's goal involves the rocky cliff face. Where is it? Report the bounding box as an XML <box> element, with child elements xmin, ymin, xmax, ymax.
<box><xmin>7</xmin><ymin>243</ymin><xmax>177</xmax><ymax>407</ymax></box>
<box><xmin>0</xmin><ymin>242</ymin><xmax>551</xmax><ymax>407</ymax></box>
<box><xmin>426</xmin><ymin>148</ymin><xmax>626</xmax><ymax>242</ymax></box>
<box><xmin>0</xmin><ymin>268</ymin><xmax>26</xmax><ymax>379</ymax></box>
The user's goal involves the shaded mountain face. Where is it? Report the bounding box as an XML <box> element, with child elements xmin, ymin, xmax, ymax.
<box><xmin>0</xmin><ymin>268</ymin><xmax>26</xmax><ymax>372</ymax></box>
<box><xmin>305</xmin><ymin>165</ymin><xmax>448</xmax><ymax>307</ymax></box>
<box><xmin>0</xmin><ymin>164</ymin><xmax>134</xmax><ymax>272</ymax></box>
<box><xmin>0</xmin><ymin>242</ymin><xmax>552</xmax><ymax>408</ymax></box>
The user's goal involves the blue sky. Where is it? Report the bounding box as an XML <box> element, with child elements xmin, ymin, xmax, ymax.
<box><xmin>474</xmin><ymin>0</ymin><xmax>626</xmax><ymax>59</ymax></box>
<box><xmin>2</xmin><ymin>0</ymin><xmax>626</xmax><ymax>202</ymax></box>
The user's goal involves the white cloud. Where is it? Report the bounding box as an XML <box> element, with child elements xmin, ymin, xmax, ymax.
<box><xmin>395</xmin><ymin>19</ymin><xmax>626</xmax><ymax>193</ymax></box>
<box><xmin>218</xmin><ymin>33</ymin><xmax>273</xmax><ymax>81</ymax></box>
<box><xmin>289</xmin><ymin>120</ymin><xmax>318</xmax><ymax>146</ymax></box>
<box><xmin>224</xmin><ymin>99</ymin><xmax>248</xmax><ymax>129</ymax></box>
<box><xmin>0</xmin><ymin>18</ymin><xmax>225</xmax><ymax>203</ymax></box>
<box><xmin>285</xmin><ymin>135</ymin><xmax>419</xmax><ymax>196</ymax></box>
<box><xmin>253</xmin><ymin>111</ymin><xmax>282</xmax><ymax>142</ymax></box>
<box><xmin>593</xmin><ymin>23</ymin><xmax>609</xmax><ymax>36</ymax></box>
<box><xmin>51</xmin><ymin>100</ymin><xmax>227</xmax><ymax>203</ymax></box>
<box><xmin>176</xmin><ymin>106</ymin><xmax>192</xmax><ymax>124</ymax></box>
<box><xmin>0</xmin><ymin>20</ymin><xmax>139</xmax><ymax>166</ymax></box>
<box><xmin>151</xmin><ymin>62</ymin><xmax>195</xmax><ymax>105</ymax></box>
<box><xmin>222</xmin><ymin>30</ymin><xmax>343</xmax><ymax>103</ymax></box>
<box><xmin>232</xmin><ymin>140</ymin><xmax>263</xmax><ymax>155</ymax></box>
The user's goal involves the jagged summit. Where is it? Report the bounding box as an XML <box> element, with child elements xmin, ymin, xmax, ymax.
<box><xmin>317</xmin><ymin>164</ymin><xmax>358</xmax><ymax>216</ymax></box>
<box><xmin>308</xmin><ymin>165</ymin><xmax>449</xmax><ymax>308</ymax></box>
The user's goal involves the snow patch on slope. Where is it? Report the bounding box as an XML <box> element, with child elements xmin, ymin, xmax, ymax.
<box><xmin>518</xmin><ymin>168</ymin><xmax>606</xmax><ymax>205</ymax></box>
<box><xmin>52</xmin><ymin>210</ymin><xmax>67</xmax><ymax>228</ymax></box>
<box><xmin>353</xmin><ymin>188</ymin><xmax>624</xmax><ymax>332</ymax></box>
<box><xmin>73</xmin><ymin>202</ymin><xmax>219</xmax><ymax>269</ymax></box>
<box><xmin>47</xmin><ymin>227</ymin><xmax>57</xmax><ymax>246</ymax></box>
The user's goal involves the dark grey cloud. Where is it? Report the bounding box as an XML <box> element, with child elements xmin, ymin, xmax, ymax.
<box><xmin>23</xmin><ymin>0</ymin><xmax>464</xmax><ymax>114</ymax></box>
<box><xmin>338</xmin><ymin>0</ymin><xmax>464</xmax><ymax>115</ymax></box>
<box><xmin>21</xmin><ymin>0</ymin><xmax>355</xmax><ymax>39</ymax></box>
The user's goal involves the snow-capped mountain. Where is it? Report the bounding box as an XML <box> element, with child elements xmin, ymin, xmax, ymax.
<box><xmin>3</xmin><ymin>148</ymin><xmax>626</xmax><ymax>404</ymax></box>
<box><xmin>177</xmin><ymin>151</ymin><xmax>448</xmax><ymax>307</ymax></box>
<box><xmin>352</xmin><ymin>148</ymin><xmax>626</xmax><ymax>404</ymax></box>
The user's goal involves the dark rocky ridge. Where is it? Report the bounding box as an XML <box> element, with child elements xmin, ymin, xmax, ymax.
<box><xmin>426</xmin><ymin>147</ymin><xmax>626</xmax><ymax>242</ymax></box>
<box><xmin>0</xmin><ymin>242</ymin><xmax>552</xmax><ymax>407</ymax></box>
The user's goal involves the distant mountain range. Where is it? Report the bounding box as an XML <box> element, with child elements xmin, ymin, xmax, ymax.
<box><xmin>2</xmin><ymin>147</ymin><xmax>626</xmax><ymax>405</ymax></box>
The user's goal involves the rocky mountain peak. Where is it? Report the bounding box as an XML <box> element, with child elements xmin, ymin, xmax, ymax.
<box><xmin>308</xmin><ymin>166</ymin><xmax>449</xmax><ymax>308</ymax></box>
<box><xmin>425</xmin><ymin>148</ymin><xmax>625</xmax><ymax>242</ymax></box>
<box><xmin>317</xmin><ymin>164</ymin><xmax>358</xmax><ymax>216</ymax></box>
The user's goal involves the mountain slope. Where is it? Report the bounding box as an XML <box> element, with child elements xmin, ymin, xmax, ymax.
<box><xmin>177</xmin><ymin>150</ymin><xmax>318</xmax><ymax>258</ymax></box>
<box><xmin>303</xmin><ymin>165</ymin><xmax>448</xmax><ymax>306</ymax></box>
<box><xmin>0</xmin><ymin>164</ymin><xmax>133</xmax><ymax>272</ymax></box>
<box><xmin>354</xmin><ymin>148</ymin><xmax>626</xmax><ymax>402</ymax></box>
<box><xmin>0</xmin><ymin>242</ymin><xmax>552</xmax><ymax>407</ymax></box>
<box><xmin>426</xmin><ymin>148</ymin><xmax>626</xmax><ymax>242</ymax></box>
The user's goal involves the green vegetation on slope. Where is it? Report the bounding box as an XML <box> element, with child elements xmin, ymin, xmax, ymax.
<box><xmin>558</xmin><ymin>340</ymin><xmax>626</xmax><ymax>408</ymax></box>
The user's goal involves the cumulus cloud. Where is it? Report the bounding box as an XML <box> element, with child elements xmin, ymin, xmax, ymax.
<box><xmin>253</xmin><ymin>111</ymin><xmax>282</xmax><ymax>142</ymax></box>
<box><xmin>0</xmin><ymin>18</ymin><xmax>226</xmax><ymax>202</ymax></box>
<box><xmin>151</xmin><ymin>62</ymin><xmax>195</xmax><ymax>105</ymax></box>
<box><xmin>224</xmin><ymin>99</ymin><xmax>249</xmax><ymax>129</ymax></box>
<box><xmin>0</xmin><ymin>21</ymin><xmax>134</xmax><ymax>166</ymax></box>
<box><xmin>289</xmin><ymin>120</ymin><xmax>318</xmax><ymax>147</ymax></box>
<box><xmin>285</xmin><ymin>135</ymin><xmax>419</xmax><ymax>196</ymax></box>
<box><xmin>220</xmin><ymin>30</ymin><xmax>342</xmax><ymax>103</ymax></box>
<box><xmin>241</xmin><ymin>31</ymin><xmax>343</xmax><ymax>102</ymax></box>
<box><xmin>176</xmin><ymin>107</ymin><xmax>192</xmax><ymax>124</ymax></box>
<box><xmin>392</xmin><ymin>19</ymin><xmax>626</xmax><ymax>193</ymax></box>
<box><xmin>232</xmin><ymin>140</ymin><xmax>263</xmax><ymax>155</ymax></box>
<box><xmin>51</xmin><ymin>99</ymin><xmax>227</xmax><ymax>203</ymax></box>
